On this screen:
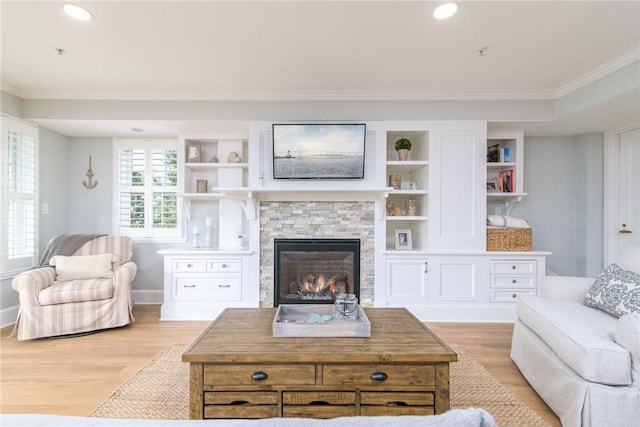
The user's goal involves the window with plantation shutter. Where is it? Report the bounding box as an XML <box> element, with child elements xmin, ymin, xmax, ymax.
<box><xmin>1</xmin><ymin>116</ymin><xmax>39</xmax><ymax>277</ymax></box>
<box><xmin>113</xmin><ymin>139</ymin><xmax>180</xmax><ymax>239</ymax></box>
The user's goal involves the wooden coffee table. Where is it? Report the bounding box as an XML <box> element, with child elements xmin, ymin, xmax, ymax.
<box><xmin>183</xmin><ymin>307</ymin><xmax>457</xmax><ymax>419</ymax></box>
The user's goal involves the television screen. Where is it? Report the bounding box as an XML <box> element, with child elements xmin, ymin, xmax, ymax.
<box><xmin>272</xmin><ymin>123</ymin><xmax>366</xmax><ymax>180</ymax></box>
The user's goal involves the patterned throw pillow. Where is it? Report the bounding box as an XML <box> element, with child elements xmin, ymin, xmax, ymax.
<box><xmin>584</xmin><ymin>263</ymin><xmax>640</xmax><ymax>317</ymax></box>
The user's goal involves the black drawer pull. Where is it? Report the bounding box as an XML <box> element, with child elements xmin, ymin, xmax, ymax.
<box><xmin>309</xmin><ymin>401</ymin><xmax>330</xmax><ymax>405</ymax></box>
<box><xmin>230</xmin><ymin>400</ymin><xmax>250</xmax><ymax>405</ymax></box>
<box><xmin>370</xmin><ymin>371</ymin><xmax>388</xmax><ymax>381</ymax></box>
<box><xmin>386</xmin><ymin>401</ymin><xmax>408</xmax><ymax>407</ymax></box>
<box><xmin>251</xmin><ymin>371</ymin><xmax>268</xmax><ymax>381</ymax></box>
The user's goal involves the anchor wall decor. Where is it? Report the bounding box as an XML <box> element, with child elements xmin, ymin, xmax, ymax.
<box><xmin>82</xmin><ymin>155</ymin><xmax>98</xmax><ymax>189</ymax></box>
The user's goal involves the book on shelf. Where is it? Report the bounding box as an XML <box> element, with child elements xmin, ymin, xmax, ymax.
<box><xmin>500</xmin><ymin>147</ymin><xmax>511</xmax><ymax>163</ymax></box>
<box><xmin>498</xmin><ymin>169</ymin><xmax>515</xmax><ymax>193</ymax></box>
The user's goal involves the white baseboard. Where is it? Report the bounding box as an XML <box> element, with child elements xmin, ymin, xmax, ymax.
<box><xmin>1</xmin><ymin>305</ymin><xmax>19</xmax><ymax>329</ymax></box>
<box><xmin>132</xmin><ymin>290</ymin><xmax>163</xmax><ymax>305</ymax></box>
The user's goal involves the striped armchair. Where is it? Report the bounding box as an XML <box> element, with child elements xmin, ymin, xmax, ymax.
<box><xmin>10</xmin><ymin>236</ymin><xmax>137</xmax><ymax>341</ymax></box>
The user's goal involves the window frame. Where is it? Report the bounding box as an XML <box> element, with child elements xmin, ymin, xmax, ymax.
<box><xmin>112</xmin><ymin>138</ymin><xmax>182</xmax><ymax>241</ymax></box>
<box><xmin>0</xmin><ymin>115</ymin><xmax>39</xmax><ymax>279</ymax></box>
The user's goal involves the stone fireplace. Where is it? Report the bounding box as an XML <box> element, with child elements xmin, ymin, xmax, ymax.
<box><xmin>259</xmin><ymin>201</ymin><xmax>375</xmax><ymax>307</ymax></box>
<box><xmin>273</xmin><ymin>238</ymin><xmax>360</xmax><ymax>306</ymax></box>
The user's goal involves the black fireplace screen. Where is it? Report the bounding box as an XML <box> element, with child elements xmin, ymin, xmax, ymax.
<box><xmin>273</xmin><ymin>238</ymin><xmax>360</xmax><ymax>306</ymax></box>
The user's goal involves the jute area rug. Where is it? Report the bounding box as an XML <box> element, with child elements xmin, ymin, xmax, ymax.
<box><xmin>91</xmin><ymin>343</ymin><xmax>550</xmax><ymax>427</ymax></box>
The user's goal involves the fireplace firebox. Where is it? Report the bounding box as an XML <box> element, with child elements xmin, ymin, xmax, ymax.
<box><xmin>273</xmin><ymin>238</ymin><xmax>360</xmax><ymax>306</ymax></box>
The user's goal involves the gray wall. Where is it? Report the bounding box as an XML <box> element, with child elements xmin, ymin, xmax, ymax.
<box><xmin>510</xmin><ymin>134</ymin><xmax>604</xmax><ymax>277</ymax></box>
<box><xmin>0</xmin><ymin>126</ymin><xmax>606</xmax><ymax>313</ymax></box>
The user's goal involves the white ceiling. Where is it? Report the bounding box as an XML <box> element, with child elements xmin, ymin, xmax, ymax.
<box><xmin>2</xmin><ymin>1</ymin><xmax>639</xmax><ymax>137</ymax></box>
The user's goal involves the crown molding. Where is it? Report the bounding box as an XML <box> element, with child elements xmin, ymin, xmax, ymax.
<box><xmin>10</xmin><ymin>88</ymin><xmax>559</xmax><ymax>102</ymax></box>
<box><xmin>556</xmin><ymin>48</ymin><xmax>640</xmax><ymax>98</ymax></box>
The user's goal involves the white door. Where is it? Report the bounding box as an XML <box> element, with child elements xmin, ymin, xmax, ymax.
<box><xmin>605</xmin><ymin>127</ymin><xmax>640</xmax><ymax>263</ymax></box>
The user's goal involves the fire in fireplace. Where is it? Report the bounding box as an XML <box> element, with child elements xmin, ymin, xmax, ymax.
<box><xmin>273</xmin><ymin>238</ymin><xmax>360</xmax><ymax>306</ymax></box>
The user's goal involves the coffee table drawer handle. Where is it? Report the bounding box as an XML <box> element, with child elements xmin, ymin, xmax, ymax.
<box><xmin>251</xmin><ymin>371</ymin><xmax>269</xmax><ymax>381</ymax></box>
<box><xmin>370</xmin><ymin>371</ymin><xmax>388</xmax><ymax>381</ymax></box>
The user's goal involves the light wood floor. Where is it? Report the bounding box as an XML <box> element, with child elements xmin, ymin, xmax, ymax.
<box><xmin>0</xmin><ymin>305</ymin><xmax>560</xmax><ymax>426</ymax></box>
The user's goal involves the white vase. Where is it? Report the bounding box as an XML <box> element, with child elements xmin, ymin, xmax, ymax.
<box><xmin>397</xmin><ymin>149</ymin><xmax>410</xmax><ymax>161</ymax></box>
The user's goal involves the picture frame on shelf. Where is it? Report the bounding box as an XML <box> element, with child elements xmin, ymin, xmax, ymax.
<box><xmin>186</xmin><ymin>143</ymin><xmax>201</xmax><ymax>163</ymax></box>
<box><xmin>394</xmin><ymin>229</ymin><xmax>412</xmax><ymax>250</ymax></box>
<box><xmin>487</xmin><ymin>143</ymin><xmax>500</xmax><ymax>162</ymax></box>
<box><xmin>486</xmin><ymin>178</ymin><xmax>500</xmax><ymax>193</ymax></box>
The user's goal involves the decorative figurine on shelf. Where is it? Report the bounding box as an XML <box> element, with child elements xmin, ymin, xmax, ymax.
<box><xmin>405</xmin><ymin>198</ymin><xmax>418</xmax><ymax>216</ymax></box>
<box><xmin>410</xmin><ymin>179</ymin><xmax>417</xmax><ymax>190</ymax></box>
<box><xmin>208</xmin><ymin>155</ymin><xmax>219</xmax><ymax>163</ymax></box>
<box><xmin>386</xmin><ymin>199</ymin><xmax>401</xmax><ymax>216</ymax></box>
<box><xmin>227</xmin><ymin>151</ymin><xmax>242</xmax><ymax>163</ymax></box>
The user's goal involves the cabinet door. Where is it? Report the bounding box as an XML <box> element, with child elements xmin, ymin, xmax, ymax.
<box><xmin>429</xmin><ymin>123</ymin><xmax>486</xmax><ymax>251</ymax></box>
<box><xmin>428</xmin><ymin>256</ymin><xmax>481</xmax><ymax>302</ymax></box>
<box><xmin>385</xmin><ymin>257</ymin><xmax>428</xmax><ymax>305</ymax></box>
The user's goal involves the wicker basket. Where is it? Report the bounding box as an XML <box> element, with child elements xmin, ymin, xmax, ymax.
<box><xmin>487</xmin><ymin>228</ymin><xmax>532</xmax><ymax>251</ymax></box>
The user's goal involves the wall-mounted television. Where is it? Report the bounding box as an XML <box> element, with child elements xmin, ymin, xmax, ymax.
<box><xmin>272</xmin><ymin>123</ymin><xmax>366</xmax><ymax>180</ymax></box>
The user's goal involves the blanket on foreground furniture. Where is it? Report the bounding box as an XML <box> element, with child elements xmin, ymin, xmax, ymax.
<box><xmin>511</xmin><ymin>248</ymin><xmax>640</xmax><ymax>427</ymax></box>
<box><xmin>0</xmin><ymin>410</ymin><xmax>497</xmax><ymax>427</ymax></box>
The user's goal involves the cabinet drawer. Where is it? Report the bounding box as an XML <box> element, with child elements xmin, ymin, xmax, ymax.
<box><xmin>283</xmin><ymin>405</ymin><xmax>355</xmax><ymax>418</ymax></box>
<box><xmin>490</xmin><ymin>276</ymin><xmax>535</xmax><ymax>288</ymax></box>
<box><xmin>322</xmin><ymin>364</ymin><xmax>435</xmax><ymax>387</ymax></box>
<box><xmin>173</xmin><ymin>274</ymin><xmax>241</xmax><ymax>301</ymax></box>
<box><xmin>172</xmin><ymin>259</ymin><xmax>207</xmax><ymax>272</ymax></box>
<box><xmin>490</xmin><ymin>260</ymin><xmax>536</xmax><ymax>274</ymax></box>
<box><xmin>490</xmin><ymin>289</ymin><xmax>536</xmax><ymax>303</ymax></box>
<box><xmin>204</xmin><ymin>364</ymin><xmax>316</xmax><ymax>386</ymax></box>
<box><xmin>208</xmin><ymin>259</ymin><xmax>242</xmax><ymax>272</ymax></box>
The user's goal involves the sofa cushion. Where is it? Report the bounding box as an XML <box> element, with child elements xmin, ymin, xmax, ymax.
<box><xmin>38</xmin><ymin>279</ymin><xmax>114</xmax><ymax>305</ymax></box>
<box><xmin>584</xmin><ymin>263</ymin><xmax>640</xmax><ymax>317</ymax></box>
<box><xmin>50</xmin><ymin>253</ymin><xmax>115</xmax><ymax>281</ymax></box>
<box><xmin>517</xmin><ymin>295</ymin><xmax>631</xmax><ymax>385</ymax></box>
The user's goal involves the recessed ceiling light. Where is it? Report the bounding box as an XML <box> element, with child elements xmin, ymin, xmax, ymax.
<box><xmin>433</xmin><ymin>2</ymin><xmax>458</xmax><ymax>20</ymax></box>
<box><xmin>63</xmin><ymin>3</ymin><xmax>93</xmax><ymax>22</ymax></box>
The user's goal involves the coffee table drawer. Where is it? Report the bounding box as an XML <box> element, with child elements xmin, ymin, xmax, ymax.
<box><xmin>204</xmin><ymin>404</ymin><xmax>277</xmax><ymax>419</ymax></box>
<box><xmin>360</xmin><ymin>405</ymin><xmax>435</xmax><ymax>416</ymax></box>
<box><xmin>204</xmin><ymin>364</ymin><xmax>316</xmax><ymax>386</ymax></box>
<box><xmin>361</xmin><ymin>391</ymin><xmax>434</xmax><ymax>406</ymax></box>
<box><xmin>323</xmin><ymin>364</ymin><xmax>435</xmax><ymax>387</ymax></box>
<box><xmin>283</xmin><ymin>405</ymin><xmax>355</xmax><ymax>418</ymax></box>
<box><xmin>283</xmin><ymin>391</ymin><xmax>356</xmax><ymax>418</ymax></box>
<box><xmin>205</xmin><ymin>391</ymin><xmax>277</xmax><ymax>405</ymax></box>
<box><xmin>283</xmin><ymin>391</ymin><xmax>355</xmax><ymax>405</ymax></box>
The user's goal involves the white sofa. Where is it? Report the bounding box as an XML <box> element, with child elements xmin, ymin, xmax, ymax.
<box><xmin>0</xmin><ymin>410</ymin><xmax>497</xmax><ymax>427</ymax></box>
<box><xmin>511</xmin><ymin>251</ymin><xmax>640</xmax><ymax>427</ymax></box>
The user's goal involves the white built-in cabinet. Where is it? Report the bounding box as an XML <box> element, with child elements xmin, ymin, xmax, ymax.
<box><xmin>375</xmin><ymin>122</ymin><xmax>549</xmax><ymax>321</ymax></box>
<box><xmin>157</xmin><ymin>122</ymin><xmax>548</xmax><ymax>322</ymax></box>
<box><xmin>159</xmin><ymin>133</ymin><xmax>259</xmax><ymax>320</ymax></box>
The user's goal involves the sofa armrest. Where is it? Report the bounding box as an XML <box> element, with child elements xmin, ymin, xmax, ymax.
<box><xmin>539</xmin><ymin>275</ymin><xmax>595</xmax><ymax>300</ymax></box>
<box><xmin>11</xmin><ymin>267</ymin><xmax>56</xmax><ymax>305</ymax></box>
<box><xmin>616</xmin><ymin>313</ymin><xmax>640</xmax><ymax>359</ymax></box>
<box><xmin>112</xmin><ymin>261</ymin><xmax>137</xmax><ymax>295</ymax></box>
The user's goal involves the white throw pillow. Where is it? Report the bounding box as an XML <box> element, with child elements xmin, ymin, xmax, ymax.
<box><xmin>50</xmin><ymin>253</ymin><xmax>115</xmax><ymax>281</ymax></box>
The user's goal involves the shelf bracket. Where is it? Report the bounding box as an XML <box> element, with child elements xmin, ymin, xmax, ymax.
<box><xmin>241</xmin><ymin>192</ymin><xmax>257</xmax><ymax>221</ymax></box>
<box><xmin>505</xmin><ymin>196</ymin><xmax>523</xmax><ymax>216</ymax></box>
<box><xmin>378</xmin><ymin>191</ymin><xmax>391</xmax><ymax>220</ymax></box>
